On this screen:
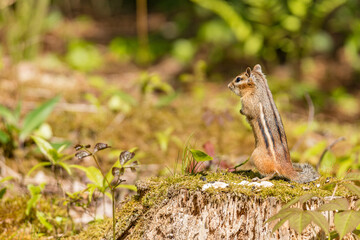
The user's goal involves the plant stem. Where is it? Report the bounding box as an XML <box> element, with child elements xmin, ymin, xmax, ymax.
<box><xmin>112</xmin><ymin>190</ymin><xmax>115</xmax><ymax>240</ymax></box>
<box><xmin>85</xmin><ymin>149</ymin><xmax>112</xmax><ymax>189</ymax></box>
<box><xmin>103</xmin><ymin>192</ymin><xmax>106</xmax><ymax>217</ymax></box>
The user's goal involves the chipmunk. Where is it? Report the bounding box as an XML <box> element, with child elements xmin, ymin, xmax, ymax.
<box><xmin>228</xmin><ymin>64</ymin><xmax>319</xmax><ymax>183</ymax></box>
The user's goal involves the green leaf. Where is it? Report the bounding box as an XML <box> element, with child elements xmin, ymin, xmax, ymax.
<box><xmin>27</xmin><ymin>162</ymin><xmax>52</xmax><ymax>176</ymax></box>
<box><xmin>282</xmin><ymin>194</ymin><xmax>314</xmax><ymax>209</ymax></box>
<box><xmin>0</xmin><ymin>105</ymin><xmax>16</xmax><ymax>124</ymax></box>
<box><xmin>65</xmin><ymin>40</ymin><xmax>103</xmax><ymax>72</ymax></box>
<box><xmin>272</xmin><ymin>215</ymin><xmax>292</xmax><ymax>233</ymax></box>
<box><xmin>155</xmin><ymin>128</ymin><xmax>173</xmax><ymax>153</ymax></box>
<box><xmin>115</xmin><ymin>184</ymin><xmax>137</xmax><ymax>191</ymax></box>
<box><xmin>334</xmin><ymin>210</ymin><xmax>360</xmax><ymax>239</ymax></box>
<box><xmin>155</xmin><ymin>93</ymin><xmax>178</xmax><ymax>108</ymax></box>
<box><xmin>20</xmin><ymin>96</ymin><xmax>60</xmax><ymax>141</ymax></box>
<box><xmin>267</xmin><ymin>208</ymin><xmax>302</xmax><ymax>233</ymax></box>
<box><xmin>36</xmin><ymin>211</ymin><xmax>53</xmax><ymax>231</ymax></box>
<box><xmin>113</xmin><ymin>91</ymin><xmax>137</xmax><ymax>106</ymax></box>
<box><xmin>71</xmin><ymin>165</ymin><xmax>105</xmax><ymax>188</ymax></box>
<box><xmin>0</xmin><ymin>176</ymin><xmax>13</xmax><ymax>183</ymax></box>
<box><xmin>303</xmin><ymin>141</ymin><xmax>327</xmax><ymax>159</ymax></box>
<box><xmin>190</xmin><ymin>0</ymin><xmax>251</xmax><ymax>41</ymax></box>
<box><xmin>267</xmin><ymin>208</ymin><xmax>302</xmax><ymax>223</ymax></box>
<box><xmin>32</xmin><ymin>135</ymin><xmax>60</xmax><ymax>164</ymax></box>
<box><xmin>355</xmin><ymin>199</ymin><xmax>360</xmax><ymax>209</ymax></box>
<box><xmin>288</xmin><ymin>210</ymin><xmax>312</xmax><ymax>234</ymax></box>
<box><xmin>0</xmin><ymin>187</ymin><xmax>6</xmax><ymax>199</ymax></box>
<box><xmin>343</xmin><ymin>183</ymin><xmax>360</xmax><ymax>197</ymax></box>
<box><xmin>307</xmin><ymin>211</ymin><xmax>330</xmax><ymax>234</ymax></box>
<box><xmin>87</xmin><ymin>184</ymin><xmax>97</xmax><ymax>202</ymax></box>
<box><xmin>343</xmin><ymin>172</ymin><xmax>360</xmax><ymax>181</ymax></box>
<box><xmin>26</xmin><ymin>183</ymin><xmax>46</xmax><ymax>215</ymax></box>
<box><xmin>0</xmin><ymin>130</ymin><xmax>10</xmax><ymax>144</ymax></box>
<box><xmin>319</xmin><ymin>151</ymin><xmax>336</xmax><ymax>173</ymax></box>
<box><xmin>337</xmin><ymin>158</ymin><xmax>354</xmax><ymax>178</ymax></box>
<box><xmin>57</xmin><ymin>144</ymin><xmax>68</xmax><ymax>154</ymax></box>
<box><xmin>56</xmin><ymin>162</ymin><xmax>72</xmax><ymax>175</ymax></box>
<box><xmin>189</xmin><ymin>149</ymin><xmax>213</xmax><ymax>162</ymax></box>
<box><xmin>171</xmin><ymin>39</ymin><xmax>196</xmax><ymax>64</ymax></box>
<box><xmin>317</xmin><ymin>198</ymin><xmax>349</xmax><ymax>211</ymax></box>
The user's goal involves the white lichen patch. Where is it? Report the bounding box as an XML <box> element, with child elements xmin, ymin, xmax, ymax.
<box><xmin>202</xmin><ymin>181</ymin><xmax>229</xmax><ymax>191</ymax></box>
<box><xmin>236</xmin><ymin>180</ymin><xmax>274</xmax><ymax>188</ymax></box>
<box><xmin>202</xmin><ymin>180</ymin><xmax>274</xmax><ymax>191</ymax></box>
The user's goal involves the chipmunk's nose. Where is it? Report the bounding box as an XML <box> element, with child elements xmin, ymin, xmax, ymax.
<box><xmin>228</xmin><ymin>82</ymin><xmax>233</xmax><ymax>89</ymax></box>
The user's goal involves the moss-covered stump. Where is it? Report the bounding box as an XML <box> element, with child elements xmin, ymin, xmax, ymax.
<box><xmin>71</xmin><ymin>172</ymin><xmax>355</xmax><ymax>240</ymax></box>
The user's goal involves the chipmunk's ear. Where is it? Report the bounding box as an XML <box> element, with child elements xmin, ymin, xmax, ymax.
<box><xmin>253</xmin><ymin>64</ymin><xmax>262</xmax><ymax>73</ymax></box>
<box><xmin>246</xmin><ymin>67</ymin><xmax>251</xmax><ymax>77</ymax></box>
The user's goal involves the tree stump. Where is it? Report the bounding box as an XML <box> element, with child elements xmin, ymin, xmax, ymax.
<box><xmin>73</xmin><ymin>173</ymin><xmax>355</xmax><ymax>240</ymax></box>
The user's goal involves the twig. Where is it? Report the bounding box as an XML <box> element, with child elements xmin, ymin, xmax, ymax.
<box><xmin>330</xmin><ymin>184</ymin><xmax>338</xmax><ymax>200</ymax></box>
<box><xmin>291</xmin><ymin>93</ymin><xmax>315</xmax><ymax>152</ymax></box>
<box><xmin>317</xmin><ymin>137</ymin><xmax>346</xmax><ymax>171</ymax></box>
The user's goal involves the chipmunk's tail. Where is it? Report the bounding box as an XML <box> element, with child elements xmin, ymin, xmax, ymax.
<box><xmin>291</xmin><ymin>163</ymin><xmax>320</xmax><ymax>183</ymax></box>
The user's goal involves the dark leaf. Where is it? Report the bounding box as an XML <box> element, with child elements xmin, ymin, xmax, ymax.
<box><xmin>131</xmin><ymin>161</ymin><xmax>139</xmax><ymax>166</ymax></box>
<box><xmin>75</xmin><ymin>151</ymin><xmax>92</xmax><ymax>159</ymax></box>
<box><xmin>74</xmin><ymin>144</ymin><xmax>83</xmax><ymax>151</ymax></box>
<box><xmin>112</xmin><ymin>167</ymin><xmax>124</xmax><ymax>177</ymax></box>
<box><xmin>119</xmin><ymin>151</ymin><xmax>135</xmax><ymax>165</ymax></box>
<box><xmin>94</xmin><ymin>143</ymin><xmax>111</xmax><ymax>153</ymax></box>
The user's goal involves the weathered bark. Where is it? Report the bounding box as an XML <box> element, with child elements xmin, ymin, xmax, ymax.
<box><xmin>103</xmin><ymin>181</ymin><xmax>355</xmax><ymax>240</ymax></box>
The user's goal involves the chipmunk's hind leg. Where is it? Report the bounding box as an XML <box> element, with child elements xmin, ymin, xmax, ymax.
<box><xmin>251</xmin><ymin>148</ymin><xmax>277</xmax><ymax>180</ymax></box>
<box><xmin>275</xmin><ymin>162</ymin><xmax>298</xmax><ymax>182</ymax></box>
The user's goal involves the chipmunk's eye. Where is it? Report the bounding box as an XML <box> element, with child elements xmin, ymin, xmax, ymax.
<box><xmin>235</xmin><ymin>77</ymin><xmax>241</xmax><ymax>83</ymax></box>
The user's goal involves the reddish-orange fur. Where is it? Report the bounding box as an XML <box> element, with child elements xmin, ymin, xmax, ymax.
<box><xmin>228</xmin><ymin>65</ymin><xmax>299</xmax><ymax>181</ymax></box>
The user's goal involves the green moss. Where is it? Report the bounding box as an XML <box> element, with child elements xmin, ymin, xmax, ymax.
<box><xmin>0</xmin><ymin>195</ymin><xmax>69</xmax><ymax>239</ymax></box>
<box><xmin>71</xmin><ymin>171</ymin><xmax>352</xmax><ymax>239</ymax></box>
<box><xmin>67</xmin><ymin>197</ymin><xmax>145</xmax><ymax>240</ymax></box>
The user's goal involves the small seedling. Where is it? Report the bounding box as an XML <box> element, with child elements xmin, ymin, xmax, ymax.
<box><xmin>0</xmin><ymin>96</ymin><xmax>59</xmax><ymax>157</ymax></box>
<box><xmin>28</xmin><ymin>136</ymin><xmax>74</xmax><ymax>195</ymax></box>
<box><xmin>267</xmin><ymin>172</ymin><xmax>360</xmax><ymax>239</ymax></box>
<box><xmin>74</xmin><ymin>143</ymin><xmax>138</xmax><ymax>240</ymax></box>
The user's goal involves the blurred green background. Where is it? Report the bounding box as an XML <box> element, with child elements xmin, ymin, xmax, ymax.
<box><xmin>1</xmin><ymin>0</ymin><xmax>360</xmax><ymax>238</ymax></box>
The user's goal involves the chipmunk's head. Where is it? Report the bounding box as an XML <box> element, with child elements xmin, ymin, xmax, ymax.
<box><xmin>228</xmin><ymin>64</ymin><xmax>263</xmax><ymax>97</ymax></box>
